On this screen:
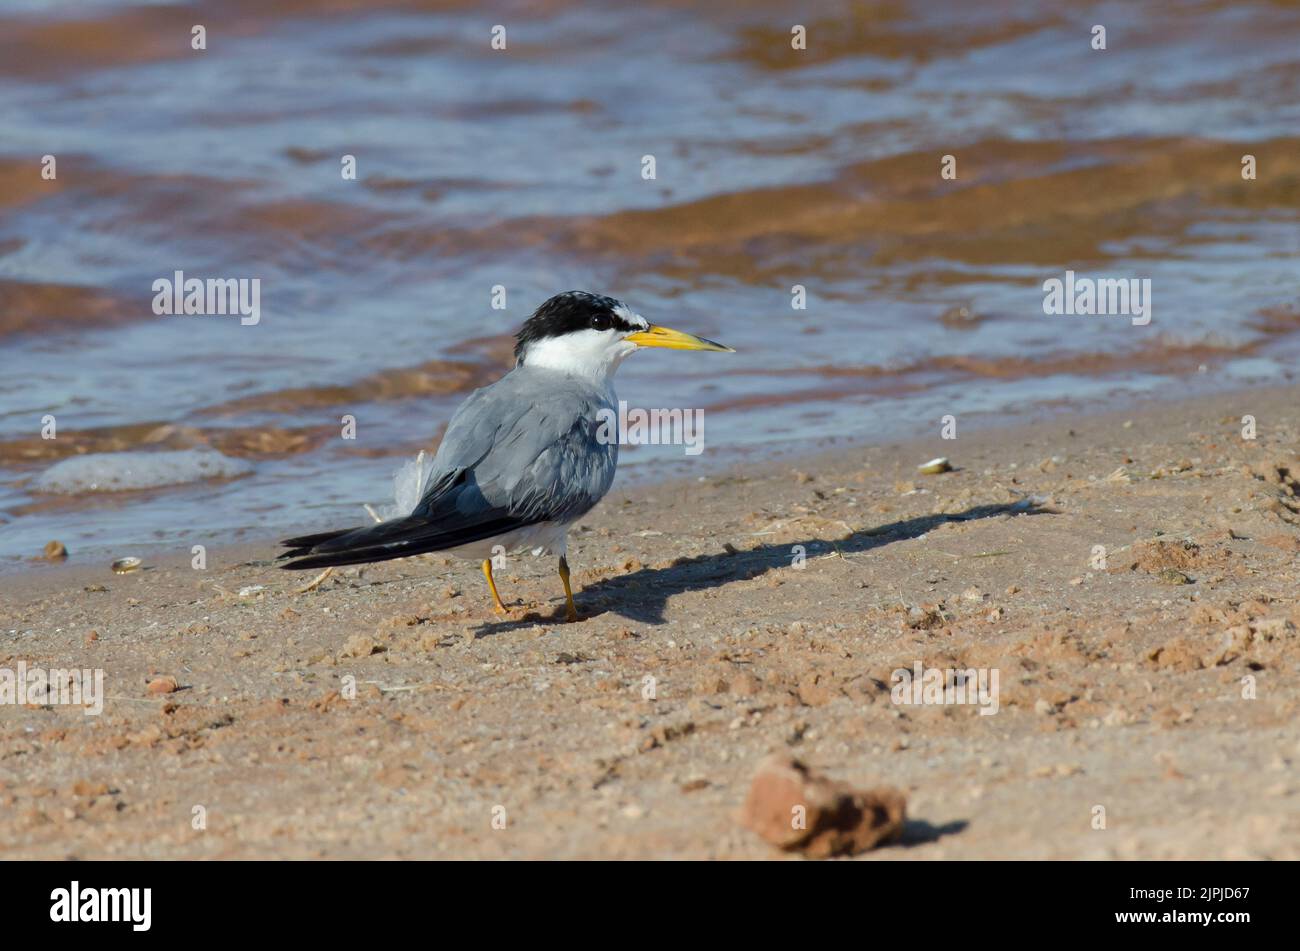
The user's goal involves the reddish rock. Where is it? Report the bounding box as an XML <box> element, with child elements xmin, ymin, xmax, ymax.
<box><xmin>146</xmin><ymin>676</ymin><xmax>179</xmax><ymax>695</ymax></box>
<box><xmin>739</xmin><ymin>754</ymin><xmax>906</xmax><ymax>858</ymax></box>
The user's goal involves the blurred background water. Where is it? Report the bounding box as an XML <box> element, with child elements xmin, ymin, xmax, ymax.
<box><xmin>1</xmin><ymin>0</ymin><xmax>1297</xmax><ymax>567</ymax></box>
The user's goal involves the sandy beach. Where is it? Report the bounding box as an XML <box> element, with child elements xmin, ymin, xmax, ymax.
<box><xmin>3</xmin><ymin>385</ymin><xmax>1298</xmax><ymax>859</ymax></box>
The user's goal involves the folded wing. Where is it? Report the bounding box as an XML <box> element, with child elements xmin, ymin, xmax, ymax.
<box><xmin>279</xmin><ymin>369</ymin><xmax>617</xmax><ymax>569</ymax></box>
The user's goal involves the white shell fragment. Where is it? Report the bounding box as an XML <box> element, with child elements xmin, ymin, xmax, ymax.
<box><xmin>917</xmin><ymin>457</ymin><xmax>952</xmax><ymax>475</ymax></box>
<box><xmin>111</xmin><ymin>557</ymin><xmax>143</xmax><ymax>574</ymax></box>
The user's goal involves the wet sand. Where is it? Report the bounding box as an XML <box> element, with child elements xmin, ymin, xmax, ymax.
<box><xmin>3</xmin><ymin>385</ymin><xmax>1298</xmax><ymax>859</ymax></box>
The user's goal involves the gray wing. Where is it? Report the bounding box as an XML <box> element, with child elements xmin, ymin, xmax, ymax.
<box><xmin>279</xmin><ymin>367</ymin><xmax>617</xmax><ymax>568</ymax></box>
<box><xmin>419</xmin><ymin>366</ymin><xmax>618</xmax><ymax>525</ymax></box>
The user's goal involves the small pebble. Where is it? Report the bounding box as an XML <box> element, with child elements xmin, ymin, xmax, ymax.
<box><xmin>146</xmin><ymin>676</ymin><xmax>179</xmax><ymax>695</ymax></box>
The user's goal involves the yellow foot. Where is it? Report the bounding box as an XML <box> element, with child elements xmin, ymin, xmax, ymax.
<box><xmin>489</xmin><ymin>601</ymin><xmax>537</xmax><ymax>620</ymax></box>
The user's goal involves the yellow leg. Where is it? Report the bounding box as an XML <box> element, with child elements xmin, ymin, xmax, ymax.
<box><xmin>558</xmin><ymin>556</ymin><xmax>578</xmax><ymax>622</ymax></box>
<box><xmin>482</xmin><ymin>559</ymin><xmax>508</xmax><ymax>614</ymax></box>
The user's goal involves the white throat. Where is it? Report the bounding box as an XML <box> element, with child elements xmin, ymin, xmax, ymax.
<box><xmin>520</xmin><ymin>329</ymin><xmax>638</xmax><ymax>389</ymax></box>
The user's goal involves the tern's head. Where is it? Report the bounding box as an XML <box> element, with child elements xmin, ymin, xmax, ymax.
<box><xmin>513</xmin><ymin>291</ymin><xmax>733</xmax><ymax>382</ymax></box>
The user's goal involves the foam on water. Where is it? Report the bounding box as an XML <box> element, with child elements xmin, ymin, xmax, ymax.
<box><xmin>33</xmin><ymin>449</ymin><xmax>252</xmax><ymax>494</ymax></box>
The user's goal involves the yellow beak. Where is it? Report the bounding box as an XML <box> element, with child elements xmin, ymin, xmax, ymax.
<box><xmin>625</xmin><ymin>324</ymin><xmax>734</xmax><ymax>352</ymax></box>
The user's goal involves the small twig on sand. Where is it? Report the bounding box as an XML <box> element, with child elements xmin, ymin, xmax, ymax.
<box><xmin>295</xmin><ymin>567</ymin><xmax>334</xmax><ymax>594</ymax></box>
<box><xmin>360</xmin><ymin>679</ymin><xmax>444</xmax><ymax>695</ymax></box>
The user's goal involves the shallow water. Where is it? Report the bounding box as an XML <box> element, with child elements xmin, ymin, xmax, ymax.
<box><xmin>1</xmin><ymin>0</ymin><xmax>1298</xmax><ymax>568</ymax></box>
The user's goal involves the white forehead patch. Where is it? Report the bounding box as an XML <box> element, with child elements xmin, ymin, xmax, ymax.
<box><xmin>613</xmin><ymin>302</ymin><xmax>649</xmax><ymax>330</ymax></box>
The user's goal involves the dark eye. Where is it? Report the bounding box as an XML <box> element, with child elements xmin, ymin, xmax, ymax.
<box><xmin>591</xmin><ymin>312</ymin><xmax>612</xmax><ymax>331</ymax></box>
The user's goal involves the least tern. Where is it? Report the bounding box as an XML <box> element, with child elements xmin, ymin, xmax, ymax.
<box><xmin>279</xmin><ymin>291</ymin><xmax>732</xmax><ymax>620</ymax></box>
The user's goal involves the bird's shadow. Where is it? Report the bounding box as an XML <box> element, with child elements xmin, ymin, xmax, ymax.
<box><xmin>895</xmin><ymin>818</ymin><xmax>970</xmax><ymax>849</ymax></box>
<box><xmin>471</xmin><ymin>500</ymin><xmax>1052</xmax><ymax>636</ymax></box>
